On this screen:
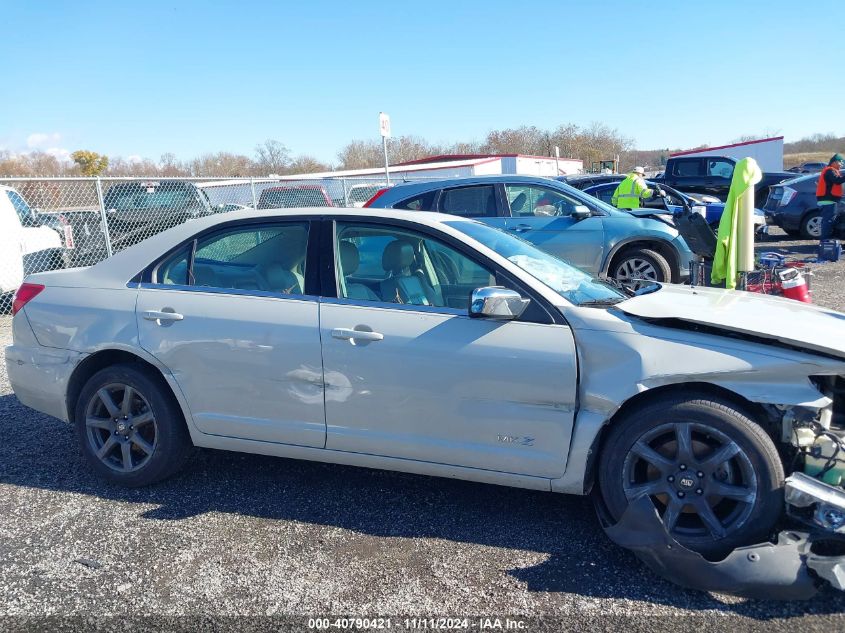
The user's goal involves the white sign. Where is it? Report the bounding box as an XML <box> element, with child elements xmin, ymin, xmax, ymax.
<box><xmin>379</xmin><ymin>112</ymin><xmax>391</xmax><ymax>138</ymax></box>
<box><xmin>554</xmin><ymin>146</ymin><xmax>560</xmax><ymax>158</ymax></box>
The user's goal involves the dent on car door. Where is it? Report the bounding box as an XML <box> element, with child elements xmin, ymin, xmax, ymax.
<box><xmin>319</xmin><ymin>220</ymin><xmax>578</xmax><ymax>478</ymax></box>
<box><xmin>136</xmin><ymin>220</ymin><xmax>326</xmax><ymax>448</ymax></box>
<box><xmin>503</xmin><ymin>184</ymin><xmax>604</xmax><ymax>274</ymax></box>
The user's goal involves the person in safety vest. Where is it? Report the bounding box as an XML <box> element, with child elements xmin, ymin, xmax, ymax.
<box><xmin>816</xmin><ymin>153</ymin><xmax>845</xmax><ymax>240</ymax></box>
<box><xmin>611</xmin><ymin>166</ymin><xmax>665</xmax><ymax>209</ymax></box>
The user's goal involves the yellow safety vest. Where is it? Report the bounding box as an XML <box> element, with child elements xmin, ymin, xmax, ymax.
<box><xmin>611</xmin><ymin>174</ymin><xmax>653</xmax><ymax>209</ymax></box>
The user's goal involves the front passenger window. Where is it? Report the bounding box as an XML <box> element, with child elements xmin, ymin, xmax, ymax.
<box><xmin>335</xmin><ymin>223</ymin><xmax>494</xmax><ymax>309</ymax></box>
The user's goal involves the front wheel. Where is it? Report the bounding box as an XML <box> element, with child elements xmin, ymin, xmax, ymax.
<box><xmin>598</xmin><ymin>395</ymin><xmax>784</xmax><ymax>558</ymax></box>
<box><xmin>611</xmin><ymin>248</ymin><xmax>672</xmax><ymax>284</ymax></box>
<box><xmin>75</xmin><ymin>364</ymin><xmax>193</xmax><ymax>487</ymax></box>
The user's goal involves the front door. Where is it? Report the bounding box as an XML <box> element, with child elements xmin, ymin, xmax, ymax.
<box><xmin>502</xmin><ymin>183</ymin><xmax>605</xmax><ymax>274</ymax></box>
<box><xmin>319</xmin><ymin>220</ymin><xmax>578</xmax><ymax>478</ymax></box>
<box><xmin>136</xmin><ymin>220</ymin><xmax>326</xmax><ymax>448</ymax></box>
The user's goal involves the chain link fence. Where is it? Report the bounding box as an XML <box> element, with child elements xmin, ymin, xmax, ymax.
<box><xmin>0</xmin><ymin>174</ymin><xmax>426</xmax><ymax>311</ymax></box>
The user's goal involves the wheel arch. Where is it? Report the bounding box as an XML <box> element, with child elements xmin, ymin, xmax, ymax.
<box><xmin>583</xmin><ymin>381</ymin><xmax>778</xmax><ymax>493</ymax></box>
<box><xmin>604</xmin><ymin>238</ymin><xmax>681</xmax><ymax>282</ymax></box>
<box><xmin>66</xmin><ymin>348</ymin><xmax>188</xmax><ymax>429</ymax></box>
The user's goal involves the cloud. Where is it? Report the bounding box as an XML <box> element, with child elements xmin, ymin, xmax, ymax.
<box><xmin>45</xmin><ymin>147</ymin><xmax>71</xmax><ymax>161</ymax></box>
<box><xmin>26</xmin><ymin>132</ymin><xmax>62</xmax><ymax>148</ymax></box>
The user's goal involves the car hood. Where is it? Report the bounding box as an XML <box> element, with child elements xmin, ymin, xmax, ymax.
<box><xmin>618</xmin><ymin>284</ymin><xmax>845</xmax><ymax>359</ymax></box>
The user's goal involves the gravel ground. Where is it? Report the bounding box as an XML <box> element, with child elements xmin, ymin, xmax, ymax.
<box><xmin>1</xmin><ymin>229</ymin><xmax>844</xmax><ymax>631</ymax></box>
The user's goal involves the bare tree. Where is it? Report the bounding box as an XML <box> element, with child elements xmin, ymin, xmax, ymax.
<box><xmin>254</xmin><ymin>139</ymin><xmax>291</xmax><ymax>175</ymax></box>
<box><xmin>188</xmin><ymin>152</ymin><xmax>258</xmax><ymax>177</ymax></box>
<box><xmin>287</xmin><ymin>155</ymin><xmax>331</xmax><ymax>174</ymax></box>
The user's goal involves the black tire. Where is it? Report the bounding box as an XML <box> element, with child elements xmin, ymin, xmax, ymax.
<box><xmin>598</xmin><ymin>394</ymin><xmax>784</xmax><ymax>558</ymax></box>
<box><xmin>611</xmin><ymin>248</ymin><xmax>672</xmax><ymax>284</ymax></box>
<box><xmin>75</xmin><ymin>363</ymin><xmax>192</xmax><ymax>487</ymax></box>
<box><xmin>800</xmin><ymin>210</ymin><xmax>823</xmax><ymax>239</ymax></box>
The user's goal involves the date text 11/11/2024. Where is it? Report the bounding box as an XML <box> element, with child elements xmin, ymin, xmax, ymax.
<box><xmin>307</xmin><ymin>617</ymin><xmax>528</xmax><ymax>630</ymax></box>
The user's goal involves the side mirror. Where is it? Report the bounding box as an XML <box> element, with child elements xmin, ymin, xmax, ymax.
<box><xmin>469</xmin><ymin>286</ymin><xmax>530</xmax><ymax>320</ymax></box>
<box><xmin>571</xmin><ymin>205</ymin><xmax>591</xmax><ymax>220</ymax></box>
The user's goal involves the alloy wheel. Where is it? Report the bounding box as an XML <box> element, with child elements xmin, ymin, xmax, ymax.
<box><xmin>85</xmin><ymin>383</ymin><xmax>158</xmax><ymax>473</ymax></box>
<box><xmin>621</xmin><ymin>422</ymin><xmax>757</xmax><ymax>540</ymax></box>
<box><xmin>805</xmin><ymin>215</ymin><xmax>823</xmax><ymax>238</ymax></box>
<box><xmin>615</xmin><ymin>258</ymin><xmax>658</xmax><ymax>282</ymax></box>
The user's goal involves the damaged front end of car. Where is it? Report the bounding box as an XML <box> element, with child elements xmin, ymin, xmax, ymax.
<box><xmin>599</xmin><ymin>376</ymin><xmax>845</xmax><ymax>599</ymax></box>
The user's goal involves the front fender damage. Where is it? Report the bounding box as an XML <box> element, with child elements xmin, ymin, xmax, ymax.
<box><xmin>600</xmin><ymin>495</ymin><xmax>845</xmax><ymax>599</ymax></box>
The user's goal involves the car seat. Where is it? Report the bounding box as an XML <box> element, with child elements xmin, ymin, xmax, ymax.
<box><xmin>379</xmin><ymin>240</ymin><xmax>437</xmax><ymax>306</ymax></box>
<box><xmin>510</xmin><ymin>192</ymin><xmax>527</xmax><ymax>216</ymax></box>
<box><xmin>338</xmin><ymin>241</ymin><xmax>379</xmax><ymax>301</ymax></box>
<box><xmin>265</xmin><ymin>231</ymin><xmax>307</xmax><ymax>294</ymax></box>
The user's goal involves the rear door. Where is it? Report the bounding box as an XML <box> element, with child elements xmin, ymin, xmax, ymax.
<box><xmin>136</xmin><ymin>219</ymin><xmax>326</xmax><ymax>448</ymax></box>
<box><xmin>502</xmin><ymin>183</ymin><xmax>605</xmax><ymax>274</ymax></box>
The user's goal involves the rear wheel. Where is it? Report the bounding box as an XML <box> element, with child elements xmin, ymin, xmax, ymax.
<box><xmin>75</xmin><ymin>364</ymin><xmax>192</xmax><ymax>486</ymax></box>
<box><xmin>598</xmin><ymin>394</ymin><xmax>784</xmax><ymax>557</ymax></box>
<box><xmin>800</xmin><ymin>211</ymin><xmax>823</xmax><ymax>239</ymax></box>
<box><xmin>611</xmin><ymin>248</ymin><xmax>672</xmax><ymax>284</ymax></box>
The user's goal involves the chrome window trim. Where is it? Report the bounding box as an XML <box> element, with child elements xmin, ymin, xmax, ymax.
<box><xmin>320</xmin><ymin>295</ymin><xmax>467</xmax><ymax>316</ymax></box>
<box><xmin>137</xmin><ymin>282</ymin><xmax>319</xmax><ymax>302</ymax></box>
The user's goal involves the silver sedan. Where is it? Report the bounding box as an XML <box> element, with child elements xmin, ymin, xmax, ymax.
<box><xmin>6</xmin><ymin>207</ymin><xmax>845</xmax><ymax>565</ymax></box>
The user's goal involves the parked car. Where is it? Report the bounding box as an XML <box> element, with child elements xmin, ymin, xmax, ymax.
<box><xmin>8</xmin><ymin>207</ymin><xmax>845</xmax><ymax>592</ymax></box>
<box><xmin>581</xmin><ymin>181</ymin><xmax>767</xmax><ymax>230</ymax></box>
<box><xmin>365</xmin><ymin>175</ymin><xmax>694</xmax><ymax>284</ymax></box>
<box><xmin>559</xmin><ymin>173</ymin><xmax>626</xmax><ymax>190</ymax></box>
<box><xmin>257</xmin><ymin>184</ymin><xmax>333</xmax><ymax>209</ymax></box>
<box><xmin>763</xmin><ymin>173</ymin><xmax>845</xmax><ymax>238</ymax></box>
<box><xmin>0</xmin><ymin>185</ymin><xmax>63</xmax><ymax>296</ymax></box>
<box><xmin>786</xmin><ymin>162</ymin><xmax>826</xmax><ymax>174</ymax></box>
<box><xmin>346</xmin><ymin>182</ymin><xmax>389</xmax><ymax>207</ymax></box>
<box><xmin>559</xmin><ymin>174</ymin><xmax>722</xmax><ymax>204</ymax></box>
<box><xmin>655</xmin><ymin>155</ymin><xmax>793</xmax><ymax>206</ymax></box>
<box><xmin>103</xmin><ymin>180</ymin><xmax>242</xmax><ymax>229</ymax></box>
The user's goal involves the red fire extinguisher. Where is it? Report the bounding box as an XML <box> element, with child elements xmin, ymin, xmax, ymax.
<box><xmin>778</xmin><ymin>268</ymin><xmax>811</xmax><ymax>303</ymax></box>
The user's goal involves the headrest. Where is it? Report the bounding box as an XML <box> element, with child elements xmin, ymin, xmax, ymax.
<box><xmin>339</xmin><ymin>240</ymin><xmax>360</xmax><ymax>275</ymax></box>
<box><xmin>382</xmin><ymin>240</ymin><xmax>415</xmax><ymax>273</ymax></box>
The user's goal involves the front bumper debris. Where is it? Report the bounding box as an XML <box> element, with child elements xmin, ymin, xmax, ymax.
<box><xmin>600</xmin><ymin>495</ymin><xmax>845</xmax><ymax>599</ymax></box>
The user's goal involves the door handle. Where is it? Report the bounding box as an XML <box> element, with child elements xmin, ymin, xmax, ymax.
<box><xmin>143</xmin><ymin>309</ymin><xmax>184</xmax><ymax>323</ymax></box>
<box><xmin>331</xmin><ymin>328</ymin><xmax>383</xmax><ymax>342</ymax></box>
<box><xmin>509</xmin><ymin>224</ymin><xmax>531</xmax><ymax>233</ymax></box>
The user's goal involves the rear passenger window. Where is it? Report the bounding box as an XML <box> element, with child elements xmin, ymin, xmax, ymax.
<box><xmin>672</xmin><ymin>159</ymin><xmax>704</xmax><ymax>177</ymax></box>
<box><xmin>394</xmin><ymin>190</ymin><xmax>436</xmax><ymax>211</ymax></box>
<box><xmin>439</xmin><ymin>185</ymin><xmax>497</xmax><ymax>217</ymax></box>
<box><xmin>155</xmin><ymin>223</ymin><xmax>309</xmax><ymax>295</ymax></box>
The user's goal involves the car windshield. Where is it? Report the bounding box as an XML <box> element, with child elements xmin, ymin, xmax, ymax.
<box><xmin>446</xmin><ymin>221</ymin><xmax>626</xmax><ymax>306</ymax></box>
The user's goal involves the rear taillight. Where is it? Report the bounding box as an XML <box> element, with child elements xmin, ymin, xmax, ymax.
<box><xmin>780</xmin><ymin>187</ymin><xmax>797</xmax><ymax>206</ymax></box>
<box><xmin>12</xmin><ymin>283</ymin><xmax>45</xmax><ymax>316</ymax></box>
<box><xmin>363</xmin><ymin>188</ymin><xmax>389</xmax><ymax>207</ymax></box>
